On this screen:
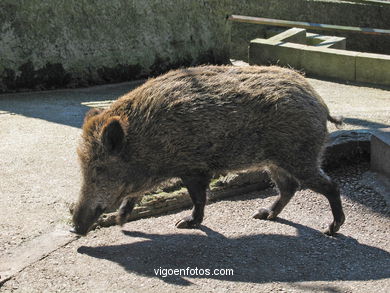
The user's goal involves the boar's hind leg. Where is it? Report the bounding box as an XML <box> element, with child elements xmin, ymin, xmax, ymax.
<box><xmin>176</xmin><ymin>174</ymin><xmax>211</xmax><ymax>229</ymax></box>
<box><xmin>116</xmin><ymin>197</ymin><xmax>139</xmax><ymax>226</ymax></box>
<box><xmin>299</xmin><ymin>170</ymin><xmax>345</xmax><ymax>236</ymax></box>
<box><xmin>253</xmin><ymin>165</ymin><xmax>299</xmax><ymax>221</ymax></box>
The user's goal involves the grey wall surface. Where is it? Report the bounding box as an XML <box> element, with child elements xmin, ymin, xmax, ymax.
<box><xmin>1</xmin><ymin>0</ymin><xmax>389</xmax><ymax>92</ymax></box>
<box><xmin>0</xmin><ymin>0</ymin><xmax>231</xmax><ymax>92</ymax></box>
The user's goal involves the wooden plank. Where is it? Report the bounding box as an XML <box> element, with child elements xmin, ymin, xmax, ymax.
<box><xmin>343</xmin><ymin>0</ymin><xmax>390</xmax><ymax>6</ymax></box>
<box><xmin>228</xmin><ymin>15</ymin><xmax>390</xmax><ymax>36</ymax></box>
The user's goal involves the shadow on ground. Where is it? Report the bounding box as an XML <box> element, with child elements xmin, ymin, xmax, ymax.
<box><xmin>0</xmin><ymin>82</ymin><xmax>141</xmax><ymax>128</ymax></box>
<box><xmin>343</xmin><ymin>118</ymin><xmax>389</xmax><ymax>130</ymax></box>
<box><xmin>78</xmin><ymin>220</ymin><xmax>390</xmax><ymax>286</ymax></box>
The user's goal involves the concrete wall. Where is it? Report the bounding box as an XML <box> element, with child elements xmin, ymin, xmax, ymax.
<box><xmin>0</xmin><ymin>0</ymin><xmax>231</xmax><ymax>92</ymax></box>
<box><xmin>1</xmin><ymin>0</ymin><xmax>389</xmax><ymax>92</ymax></box>
<box><xmin>231</xmin><ymin>0</ymin><xmax>390</xmax><ymax>61</ymax></box>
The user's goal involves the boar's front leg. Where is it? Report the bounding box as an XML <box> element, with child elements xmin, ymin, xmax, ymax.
<box><xmin>116</xmin><ymin>197</ymin><xmax>140</xmax><ymax>226</ymax></box>
<box><xmin>176</xmin><ymin>174</ymin><xmax>211</xmax><ymax>229</ymax></box>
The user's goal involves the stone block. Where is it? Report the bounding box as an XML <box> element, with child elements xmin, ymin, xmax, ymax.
<box><xmin>356</xmin><ymin>52</ymin><xmax>390</xmax><ymax>86</ymax></box>
<box><xmin>324</xmin><ymin>130</ymin><xmax>371</xmax><ymax>169</ymax></box>
<box><xmin>249</xmin><ymin>40</ymin><xmax>303</xmax><ymax>69</ymax></box>
<box><xmin>267</xmin><ymin>27</ymin><xmax>307</xmax><ymax>45</ymax></box>
<box><xmin>300</xmin><ymin>46</ymin><xmax>357</xmax><ymax>81</ymax></box>
<box><xmin>371</xmin><ymin>128</ymin><xmax>390</xmax><ymax>178</ymax></box>
<box><xmin>317</xmin><ymin>36</ymin><xmax>346</xmax><ymax>49</ymax></box>
<box><xmin>306</xmin><ymin>33</ymin><xmax>346</xmax><ymax>49</ymax></box>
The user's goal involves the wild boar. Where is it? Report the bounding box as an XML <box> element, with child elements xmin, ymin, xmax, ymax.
<box><xmin>72</xmin><ymin>65</ymin><xmax>345</xmax><ymax>236</ymax></box>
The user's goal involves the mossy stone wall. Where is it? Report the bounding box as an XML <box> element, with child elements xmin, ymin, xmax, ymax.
<box><xmin>0</xmin><ymin>0</ymin><xmax>231</xmax><ymax>92</ymax></box>
<box><xmin>1</xmin><ymin>0</ymin><xmax>389</xmax><ymax>92</ymax></box>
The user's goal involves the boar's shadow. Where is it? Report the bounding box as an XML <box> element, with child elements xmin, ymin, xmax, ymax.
<box><xmin>77</xmin><ymin>220</ymin><xmax>390</xmax><ymax>286</ymax></box>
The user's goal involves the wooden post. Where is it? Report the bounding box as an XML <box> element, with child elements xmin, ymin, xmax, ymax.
<box><xmin>228</xmin><ymin>15</ymin><xmax>390</xmax><ymax>36</ymax></box>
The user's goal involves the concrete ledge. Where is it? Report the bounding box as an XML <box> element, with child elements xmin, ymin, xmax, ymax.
<box><xmin>324</xmin><ymin>130</ymin><xmax>371</xmax><ymax>169</ymax></box>
<box><xmin>301</xmin><ymin>46</ymin><xmax>358</xmax><ymax>81</ymax></box>
<box><xmin>249</xmin><ymin>40</ymin><xmax>303</xmax><ymax>68</ymax></box>
<box><xmin>356</xmin><ymin>53</ymin><xmax>390</xmax><ymax>85</ymax></box>
<box><xmin>317</xmin><ymin>37</ymin><xmax>346</xmax><ymax>49</ymax></box>
<box><xmin>249</xmin><ymin>40</ymin><xmax>357</xmax><ymax>81</ymax></box>
<box><xmin>249</xmin><ymin>28</ymin><xmax>390</xmax><ymax>86</ymax></box>
<box><xmin>267</xmin><ymin>28</ymin><xmax>307</xmax><ymax>44</ymax></box>
<box><xmin>306</xmin><ymin>33</ymin><xmax>346</xmax><ymax>49</ymax></box>
<box><xmin>249</xmin><ymin>28</ymin><xmax>306</xmax><ymax>67</ymax></box>
<box><xmin>371</xmin><ymin>128</ymin><xmax>390</xmax><ymax>178</ymax></box>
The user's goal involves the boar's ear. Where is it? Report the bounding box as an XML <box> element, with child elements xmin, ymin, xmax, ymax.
<box><xmin>84</xmin><ymin>108</ymin><xmax>103</xmax><ymax>124</ymax></box>
<box><xmin>101</xmin><ymin>116</ymin><xmax>124</xmax><ymax>154</ymax></box>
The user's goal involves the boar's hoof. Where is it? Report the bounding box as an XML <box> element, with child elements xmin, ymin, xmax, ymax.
<box><xmin>252</xmin><ymin>208</ymin><xmax>276</xmax><ymax>220</ymax></box>
<box><xmin>69</xmin><ymin>227</ymin><xmax>78</xmax><ymax>234</ymax></box>
<box><xmin>323</xmin><ymin>220</ymin><xmax>343</xmax><ymax>236</ymax></box>
<box><xmin>323</xmin><ymin>223</ymin><xmax>339</xmax><ymax>236</ymax></box>
<box><xmin>175</xmin><ymin>216</ymin><xmax>201</xmax><ymax>229</ymax></box>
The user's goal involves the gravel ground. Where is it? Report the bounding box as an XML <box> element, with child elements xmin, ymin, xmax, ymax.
<box><xmin>1</xmin><ymin>162</ymin><xmax>389</xmax><ymax>292</ymax></box>
<box><xmin>0</xmin><ymin>82</ymin><xmax>142</xmax><ymax>258</ymax></box>
<box><xmin>0</xmin><ymin>74</ymin><xmax>389</xmax><ymax>292</ymax></box>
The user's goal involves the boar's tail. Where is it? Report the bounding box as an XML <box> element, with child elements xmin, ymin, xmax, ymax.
<box><xmin>327</xmin><ymin>113</ymin><xmax>344</xmax><ymax>127</ymax></box>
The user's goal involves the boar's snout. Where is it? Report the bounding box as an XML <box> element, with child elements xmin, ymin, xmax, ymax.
<box><xmin>71</xmin><ymin>202</ymin><xmax>105</xmax><ymax>236</ymax></box>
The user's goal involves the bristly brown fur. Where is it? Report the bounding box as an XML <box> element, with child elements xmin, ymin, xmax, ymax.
<box><xmin>73</xmin><ymin>65</ymin><xmax>345</xmax><ymax>236</ymax></box>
